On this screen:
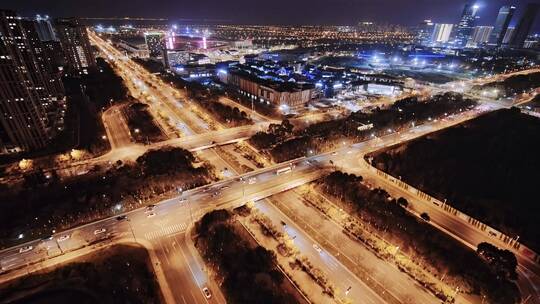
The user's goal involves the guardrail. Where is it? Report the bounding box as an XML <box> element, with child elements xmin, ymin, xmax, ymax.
<box><xmin>368</xmin><ymin>161</ymin><xmax>539</xmax><ymax>264</ymax></box>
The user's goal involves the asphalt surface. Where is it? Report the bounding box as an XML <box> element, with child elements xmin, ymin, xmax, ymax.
<box><xmin>102</xmin><ymin>105</ymin><xmax>133</xmax><ymax>149</ymax></box>
<box><xmin>2</xmin><ymin>32</ymin><xmax>539</xmax><ymax>304</ymax></box>
<box><xmin>265</xmin><ymin>191</ymin><xmax>441</xmax><ymax>304</ymax></box>
<box><xmin>0</xmin><ymin>104</ymin><xmax>498</xmax><ymax>302</ymax></box>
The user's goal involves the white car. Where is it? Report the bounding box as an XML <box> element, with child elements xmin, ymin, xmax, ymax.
<box><xmin>332</xmin><ymin>152</ymin><xmax>338</xmax><ymax>156</ymax></box>
<box><xmin>145</xmin><ymin>205</ymin><xmax>155</xmax><ymax>213</ymax></box>
<box><xmin>19</xmin><ymin>246</ymin><xmax>33</xmax><ymax>253</ymax></box>
<box><xmin>202</xmin><ymin>287</ymin><xmax>212</xmax><ymax>299</ymax></box>
<box><xmin>147</xmin><ymin>212</ymin><xmax>156</xmax><ymax>218</ymax></box>
<box><xmin>58</xmin><ymin>235</ymin><xmax>71</xmax><ymax>242</ymax></box>
<box><xmin>248</xmin><ymin>177</ymin><xmax>257</xmax><ymax>185</ymax></box>
<box><xmin>94</xmin><ymin>228</ymin><xmax>107</xmax><ymax>235</ymax></box>
<box><xmin>313</xmin><ymin>244</ymin><xmax>322</xmax><ymax>253</ymax></box>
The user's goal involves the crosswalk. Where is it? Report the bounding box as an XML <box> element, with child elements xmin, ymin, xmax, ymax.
<box><xmin>144</xmin><ymin>223</ymin><xmax>187</xmax><ymax>240</ymax></box>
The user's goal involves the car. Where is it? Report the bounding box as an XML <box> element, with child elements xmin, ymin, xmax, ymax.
<box><xmin>94</xmin><ymin>228</ymin><xmax>107</xmax><ymax>235</ymax></box>
<box><xmin>202</xmin><ymin>287</ymin><xmax>212</xmax><ymax>299</ymax></box>
<box><xmin>332</xmin><ymin>152</ymin><xmax>338</xmax><ymax>156</ymax></box>
<box><xmin>116</xmin><ymin>215</ymin><xmax>128</xmax><ymax>221</ymax></box>
<box><xmin>145</xmin><ymin>205</ymin><xmax>155</xmax><ymax>213</ymax></box>
<box><xmin>19</xmin><ymin>246</ymin><xmax>33</xmax><ymax>254</ymax></box>
<box><xmin>313</xmin><ymin>244</ymin><xmax>322</xmax><ymax>253</ymax></box>
<box><xmin>347</xmin><ymin>150</ymin><xmax>353</xmax><ymax>154</ymax></box>
<box><xmin>178</xmin><ymin>198</ymin><xmax>187</xmax><ymax>203</ymax></box>
<box><xmin>248</xmin><ymin>177</ymin><xmax>257</xmax><ymax>185</ymax></box>
<box><xmin>41</xmin><ymin>235</ymin><xmax>53</xmax><ymax>241</ymax></box>
<box><xmin>58</xmin><ymin>235</ymin><xmax>71</xmax><ymax>242</ymax></box>
<box><xmin>211</xmin><ymin>191</ymin><xmax>220</xmax><ymax>198</ymax></box>
<box><xmin>147</xmin><ymin>212</ymin><xmax>156</xmax><ymax>218</ymax></box>
<box><xmin>220</xmin><ymin>185</ymin><xmax>230</xmax><ymax>190</ymax></box>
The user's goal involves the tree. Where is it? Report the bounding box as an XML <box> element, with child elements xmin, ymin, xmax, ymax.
<box><xmin>477</xmin><ymin>242</ymin><xmax>518</xmax><ymax>280</ymax></box>
<box><xmin>136</xmin><ymin>147</ymin><xmax>196</xmax><ymax>176</ymax></box>
<box><xmin>397</xmin><ymin>197</ymin><xmax>409</xmax><ymax>208</ymax></box>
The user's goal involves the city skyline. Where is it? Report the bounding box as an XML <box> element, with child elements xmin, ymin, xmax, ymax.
<box><xmin>0</xmin><ymin>2</ymin><xmax>539</xmax><ymax>304</ymax></box>
<box><xmin>6</xmin><ymin>0</ymin><xmax>540</xmax><ymax>31</ymax></box>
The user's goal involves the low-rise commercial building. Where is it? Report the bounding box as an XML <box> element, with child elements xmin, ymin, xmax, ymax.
<box><xmin>219</xmin><ymin>68</ymin><xmax>318</xmax><ymax>109</ymax></box>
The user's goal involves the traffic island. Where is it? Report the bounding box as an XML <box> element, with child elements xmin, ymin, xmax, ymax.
<box><xmin>192</xmin><ymin>209</ymin><xmax>307</xmax><ymax>304</ymax></box>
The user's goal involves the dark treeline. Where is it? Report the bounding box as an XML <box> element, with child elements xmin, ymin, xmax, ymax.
<box><xmin>250</xmin><ymin>92</ymin><xmax>476</xmax><ymax>163</ymax></box>
<box><xmin>370</xmin><ymin>108</ymin><xmax>540</xmax><ymax>252</ymax></box>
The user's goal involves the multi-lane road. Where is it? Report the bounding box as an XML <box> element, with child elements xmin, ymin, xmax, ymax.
<box><xmin>102</xmin><ymin>105</ymin><xmax>133</xmax><ymax>149</ymax></box>
<box><xmin>2</xmin><ymin>32</ymin><xmax>539</xmax><ymax>304</ymax></box>
<box><xmin>1</xmin><ymin>103</ymin><xmax>509</xmax><ymax>303</ymax></box>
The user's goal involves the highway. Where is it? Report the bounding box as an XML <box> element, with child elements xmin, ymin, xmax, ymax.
<box><xmin>0</xmin><ymin>104</ymin><xmax>498</xmax><ymax>302</ymax></box>
<box><xmin>2</xmin><ymin>33</ymin><xmax>539</xmax><ymax>304</ymax></box>
<box><xmin>264</xmin><ymin>191</ymin><xmax>441</xmax><ymax>303</ymax></box>
<box><xmin>90</xmin><ymin>31</ymin><xmax>253</xmax><ymax>181</ymax></box>
<box><xmin>102</xmin><ymin>105</ymin><xmax>133</xmax><ymax>149</ymax></box>
<box><xmin>258</xmin><ymin>198</ymin><xmax>410</xmax><ymax>304</ymax></box>
<box><xmin>348</xmin><ymin>158</ymin><xmax>540</xmax><ymax>304</ymax></box>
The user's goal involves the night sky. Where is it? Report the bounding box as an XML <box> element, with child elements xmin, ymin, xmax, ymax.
<box><xmin>3</xmin><ymin>0</ymin><xmax>540</xmax><ymax>31</ymax></box>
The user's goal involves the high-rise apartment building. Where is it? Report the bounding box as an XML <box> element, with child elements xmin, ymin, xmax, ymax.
<box><xmin>54</xmin><ymin>18</ymin><xmax>95</xmax><ymax>73</ymax></box>
<box><xmin>488</xmin><ymin>5</ymin><xmax>515</xmax><ymax>46</ymax></box>
<box><xmin>0</xmin><ymin>10</ymin><xmax>52</xmax><ymax>153</ymax></box>
<box><xmin>511</xmin><ymin>3</ymin><xmax>540</xmax><ymax>48</ymax></box>
<box><xmin>502</xmin><ymin>27</ymin><xmax>516</xmax><ymax>44</ymax></box>
<box><xmin>21</xmin><ymin>19</ymin><xmax>64</xmax><ymax>103</ymax></box>
<box><xmin>469</xmin><ymin>26</ymin><xmax>493</xmax><ymax>47</ymax></box>
<box><xmin>431</xmin><ymin>24</ymin><xmax>454</xmax><ymax>44</ymax></box>
<box><xmin>454</xmin><ymin>4</ymin><xmax>480</xmax><ymax>48</ymax></box>
<box><xmin>34</xmin><ymin>14</ymin><xmax>56</xmax><ymax>42</ymax></box>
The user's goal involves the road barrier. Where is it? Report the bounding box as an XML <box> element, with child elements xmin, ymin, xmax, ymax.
<box><xmin>368</xmin><ymin>161</ymin><xmax>539</xmax><ymax>263</ymax></box>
